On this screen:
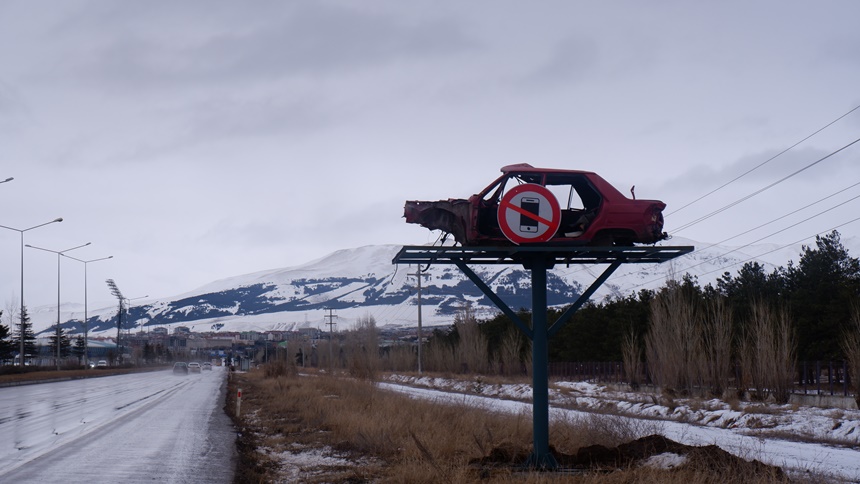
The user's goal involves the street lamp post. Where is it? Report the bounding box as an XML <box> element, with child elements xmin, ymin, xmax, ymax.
<box><xmin>26</xmin><ymin>242</ymin><xmax>91</xmax><ymax>368</ymax></box>
<box><xmin>0</xmin><ymin>177</ymin><xmax>13</xmax><ymax>184</ymax></box>
<box><xmin>60</xmin><ymin>254</ymin><xmax>113</xmax><ymax>367</ymax></box>
<box><xmin>106</xmin><ymin>279</ymin><xmax>125</xmax><ymax>364</ymax></box>
<box><xmin>0</xmin><ymin>217</ymin><xmax>63</xmax><ymax>366</ymax></box>
<box><xmin>124</xmin><ymin>295</ymin><xmax>148</xmax><ymax>364</ymax></box>
<box><xmin>124</xmin><ymin>295</ymin><xmax>149</xmax><ymax>334</ymax></box>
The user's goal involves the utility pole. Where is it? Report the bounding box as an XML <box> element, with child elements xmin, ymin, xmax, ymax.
<box><xmin>409</xmin><ymin>265</ymin><xmax>430</xmax><ymax>374</ymax></box>
<box><xmin>323</xmin><ymin>308</ymin><xmax>337</xmax><ymax>371</ymax></box>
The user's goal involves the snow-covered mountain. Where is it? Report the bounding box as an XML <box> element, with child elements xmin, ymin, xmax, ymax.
<box><xmin>28</xmin><ymin>236</ymin><xmax>860</xmax><ymax>336</ymax></box>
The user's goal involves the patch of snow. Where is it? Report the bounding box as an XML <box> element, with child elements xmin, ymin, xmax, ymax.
<box><xmin>640</xmin><ymin>452</ymin><xmax>687</xmax><ymax>470</ymax></box>
<box><xmin>262</xmin><ymin>446</ymin><xmax>355</xmax><ymax>480</ymax></box>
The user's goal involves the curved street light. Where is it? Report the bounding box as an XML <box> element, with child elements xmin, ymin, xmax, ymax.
<box><xmin>123</xmin><ymin>295</ymin><xmax>149</xmax><ymax>364</ymax></box>
<box><xmin>1</xmin><ymin>177</ymin><xmax>13</xmax><ymax>184</ymax></box>
<box><xmin>124</xmin><ymin>295</ymin><xmax>149</xmax><ymax>332</ymax></box>
<box><xmin>26</xmin><ymin>242</ymin><xmax>91</xmax><ymax>368</ymax></box>
<box><xmin>0</xmin><ymin>217</ymin><xmax>64</xmax><ymax>365</ymax></box>
<box><xmin>61</xmin><ymin>254</ymin><xmax>113</xmax><ymax>367</ymax></box>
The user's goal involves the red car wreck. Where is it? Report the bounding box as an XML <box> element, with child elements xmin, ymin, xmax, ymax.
<box><xmin>404</xmin><ymin>163</ymin><xmax>667</xmax><ymax>247</ymax></box>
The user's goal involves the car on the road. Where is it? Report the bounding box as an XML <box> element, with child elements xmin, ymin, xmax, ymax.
<box><xmin>202</xmin><ymin>362</ymin><xmax>212</xmax><ymax>371</ymax></box>
<box><xmin>96</xmin><ymin>360</ymin><xmax>108</xmax><ymax>368</ymax></box>
<box><xmin>404</xmin><ymin>163</ymin><xmax>668</xmax><ymax>247</ymax></box>
<box><xmin>188</xmin><ymin>362</ymin><xmax>201</xmax><ymax>373</ymax></box>
<box><xmin>173</xmin><ymin>362</ymin><xmax>188</xmax><ymax>375</ymax></box>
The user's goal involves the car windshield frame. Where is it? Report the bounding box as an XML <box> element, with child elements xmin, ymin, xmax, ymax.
<box><xmin>478</xmin><ymin>171</ymin><xmax>603</xmax><ymax>211</ymax></box>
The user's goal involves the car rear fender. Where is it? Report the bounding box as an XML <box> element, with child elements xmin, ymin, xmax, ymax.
<box><xmin>404</xmin><ymin>200</ymin><xmax>470</xmax><ymax>243</ymax></box>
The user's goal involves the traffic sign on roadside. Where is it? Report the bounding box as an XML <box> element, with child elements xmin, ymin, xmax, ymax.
<box><xmin>497</xmin><ymin>183</ymin><xmax>561</xmax><ymax>244</ymax></box>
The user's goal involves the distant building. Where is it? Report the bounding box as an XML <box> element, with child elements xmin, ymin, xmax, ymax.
<box><xmin>174</xmin><ymin>326</ymin><xmax>191</xmax><ymax>335</ymax></box>
<box><xmin>298</xmin><ymin>327</ymin><xmax>321</xmax><ymax>340</ymax></box>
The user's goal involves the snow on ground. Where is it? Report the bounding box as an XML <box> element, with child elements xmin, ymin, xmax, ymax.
<box><xmin>640</xmin><ymin>452</ymin><xmax>687</xmax><ymax>470</ymax></box>
<box><xmin>380</xmin><ymin>375</ymin><xmax>860</xmax><ymax>482</ymax></box>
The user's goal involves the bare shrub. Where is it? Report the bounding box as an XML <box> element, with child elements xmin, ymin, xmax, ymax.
<box><xmin>841</xmin><ymin>304</ymin><xmax>860</xmax><ymax>405</ymax></box>
<box><xmin>741</xmin><ymin>301</ymin><xmax>796</xmax><ymax>403</ymax></box>
<box><xmin>264</xmin><ymin>345</ymin><xmax>297</xmax><ymax>379</ymax></box>
<box><xmin>495</xmin><ymin>324</ymin><xmax>529</xmax><ymax>376</ymax></box>
<box><xmin>645</xmin><ymin>284</ymin><xmax>700</xmax><ymax>394</ymax></box>
<box><xmin>344</xmin><ymin>313</ymin><xmax>379</xmax><ymax>380</ymax></box>
<box><xmin>380</xmin><ymin>344</ymin><xmax>416</xmax><ymax>373</ymax></box>
<box><xmin>621</xmin><ymin>328</ymin><xmax>643</xmax><ymax>389</ymax></box>
<box><xmin>700</xmin><ymin>298</ymin><xmax>733</xmax><ymax>397</ymax></box>
<box><xmin>454</xmin><ymin>305</ymin><xmax>489</xmax><ymax>374</ymax></box>
<box><xmin>424</xmin><ymin>329</ymin><xmax>457</xmax><ymax>374</ymax></box>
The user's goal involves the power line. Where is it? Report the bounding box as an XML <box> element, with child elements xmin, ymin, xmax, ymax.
<box><xmin>667</xmin><ymin>103</ymin><xmax>860</xmax><ymax>217</ymax></box>
<box><xmin>672</xmin><ymin>136</ymin><xmax>860</xmax><ymax>233</ymax></box>
<box><xmin>695</xmin><ymin>179</ymin><xmax>860</xmax><ymax>253</ymax></box>
<box><xmin>629</xmin><ymin>193</ymin><xmax>860</xmax><ymax>291</ymax></box>
<box><xmin>695</xmin><ymin>215</ymin><xmax>860</xmax><ymax>279</ymax></box>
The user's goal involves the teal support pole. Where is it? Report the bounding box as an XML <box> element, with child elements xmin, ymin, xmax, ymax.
<box><xmin>525</xmin><ymin>256</ymin><xmax>557</xmax><ymax>469</ymax></box>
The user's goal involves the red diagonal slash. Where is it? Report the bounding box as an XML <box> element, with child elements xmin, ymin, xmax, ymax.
<box><xmin>499</xmin><ymin>199</ymin><xmax>553</xmax><ymax>227</ymax></box>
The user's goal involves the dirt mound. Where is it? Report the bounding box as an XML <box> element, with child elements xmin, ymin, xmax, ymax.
<box><xmin>472</xmin><ymin>434</ymin><xmax>785</xmax><ymax>478</ymax></box>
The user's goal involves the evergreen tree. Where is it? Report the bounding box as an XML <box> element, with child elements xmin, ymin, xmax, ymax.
<box><xmin>71</xmin><ymin>335</ymin><xmax>86</xmax><ymax>363</ymax></box>
<box><xmin>12</xmin><ymin>306</ymin><xmax>38</xmax><ymax>363</ymax></box>
<box><xmin>143</xmin><ymin>342</ymin><xmax>154</xmax><ymax>363</ymax></box>
<box><xmin>549</xmin><ymin>289</ymin><xmax>654</xmax><ymax>362</ymax></box>
<box><xmin>48</xmin><ymin>325</ymin><xmax>73</xmax><ymax>359</ymax></box>
<box><xmin>0</xmin><ymin>310</ymin><xmax>16</xmax><ymax>363</ymax></box>
<box><xmin>786</xmin><ymin>231</ymin><xmax>860</xmax><ymax>360</ymax></box>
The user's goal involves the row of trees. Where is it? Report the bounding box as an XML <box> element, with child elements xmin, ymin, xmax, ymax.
<box><xmin>547</xmin><ymin>231</ymin><xmax>860</xmax><ymax>363</ymax></box>
<box><xmin>1</xmin><ymin>305</ymin><xmax>111</xmax><ymax>366</ymax></box>
<box><xmin>370</xmin><ymin>231</ymin><xmax>858</xmax><ymax>402</ymax></box>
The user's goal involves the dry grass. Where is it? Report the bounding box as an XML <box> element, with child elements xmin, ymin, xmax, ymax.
<box><xmin>227</xmin><ymin>367</ymin><xmax>798</xmax><ymax>483</ymax></box>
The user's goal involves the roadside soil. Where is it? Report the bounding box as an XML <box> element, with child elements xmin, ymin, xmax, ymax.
<box><xmin>226</xmin><ymin>369</ymin><xmax>791</xmax><ymax>484</ymax></box>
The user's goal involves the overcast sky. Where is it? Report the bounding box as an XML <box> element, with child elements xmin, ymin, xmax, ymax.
<box><xmin>1</xmin><ymin>0</ymin><xmax>859</xmax><ymax>313</ymax></box>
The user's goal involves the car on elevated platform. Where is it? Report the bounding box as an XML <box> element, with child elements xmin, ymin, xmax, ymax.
<box><xmin>404</xmin><ymin>164</ymin><xmax>668</xmax><ymax>246</ymax></box>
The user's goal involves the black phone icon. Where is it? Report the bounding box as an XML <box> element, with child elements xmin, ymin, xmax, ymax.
<box><xmin>520</xmin><ymin>197</ymin><xmax>540</xmax><ymax>233</ymax></box>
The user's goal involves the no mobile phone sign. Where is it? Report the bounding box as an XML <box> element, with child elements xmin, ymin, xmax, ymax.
<box><xmin>497</xmin><ymin>183</ymin><xmax>561</xmax><ymax>244</ymax></box>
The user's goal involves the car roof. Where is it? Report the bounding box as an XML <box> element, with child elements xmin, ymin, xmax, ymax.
<box><xmin>500</xmin><ymin>163</ymin><xmax>597</xmax><ymax>176</ymax></box>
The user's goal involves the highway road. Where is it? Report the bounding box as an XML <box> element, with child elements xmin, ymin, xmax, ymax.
<box><xmin>0</xmin><ymin>366</ymin><xmax>235</xmax><ymax>483</ymax></box>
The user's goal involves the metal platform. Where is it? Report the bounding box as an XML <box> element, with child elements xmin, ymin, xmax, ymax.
<box><xmin>393</xmin><ymin>244</ymin><xmax>693</xmax><ymax>267</ymax></box>
<box><xmin>393</xmin><ymin>243</ymin><xmax>693</xmax><ymax>469</ymax></box>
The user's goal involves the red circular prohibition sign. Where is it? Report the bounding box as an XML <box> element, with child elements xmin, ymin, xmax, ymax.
<box><xmin>497</xmin><ymin>183</ymin><xmax>561</xmax><ymax>244</ymax></box>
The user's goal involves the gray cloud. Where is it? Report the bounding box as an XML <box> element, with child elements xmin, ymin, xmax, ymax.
<box><xmin>657</xmin><ymin>145</ymin><xmax>858</xmax><ymax>202</ymax></box>
<box><xmin>0</xmin><ymin>81</ymin><xmax>26</xmax><ymax>120</ymax></box>
<box><xmin>47</xmin><ymin>2</ymin><xmax>475</xmax><ymax>90</ymax></box>
<box><xmin>520</xmin><ymin>36</ymin><xmax>599</xmax><ymax>87</ymax></box>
